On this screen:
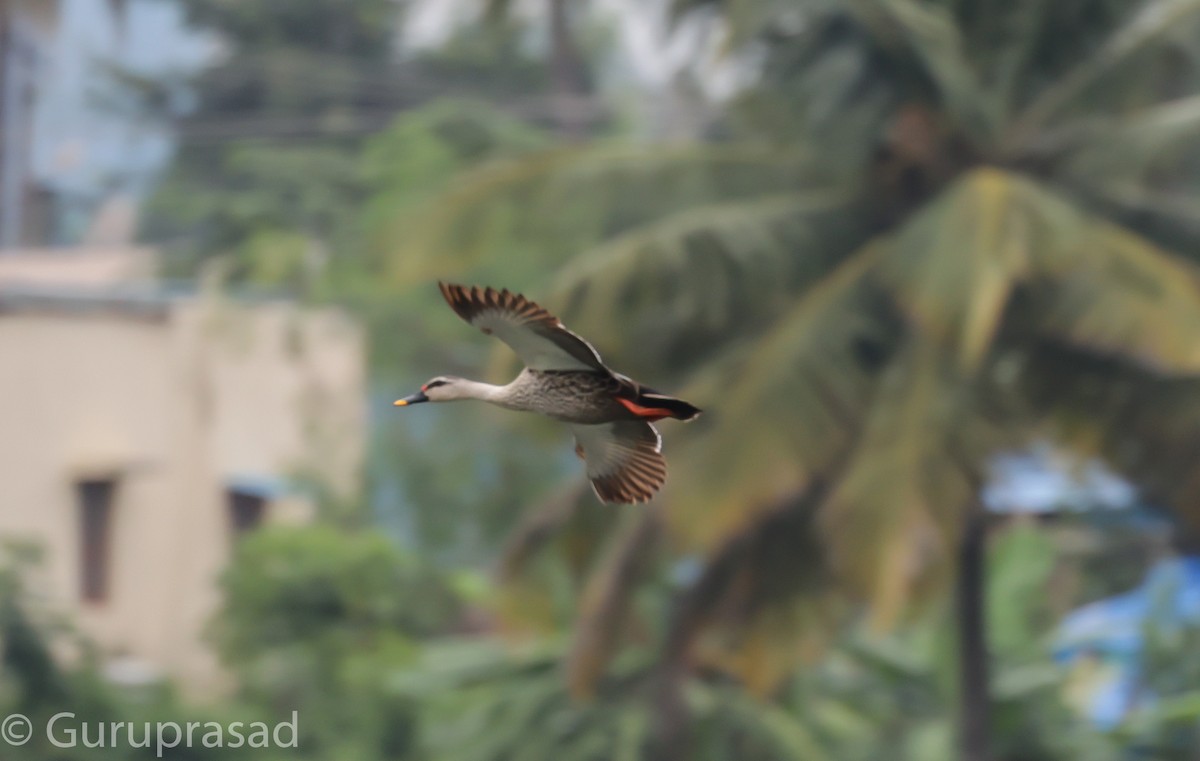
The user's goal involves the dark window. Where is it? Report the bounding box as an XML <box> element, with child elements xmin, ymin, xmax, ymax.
<box><xmin>228</xmin><ymin>490</ymin><xmax>267</xmax><ymax>538</ymax></box>
<box><xmin>77</xmin><ymin>479</ymin><xmax>116</xmax><ymax>604</ymax></box>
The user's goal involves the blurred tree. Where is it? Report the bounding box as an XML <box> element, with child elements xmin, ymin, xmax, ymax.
<box><xmin>483</xmin><ymin>0</ymin><xmax>597</xmax><ymax>136</ymax></box>
<box><xmin>211</xmin><ymin>526</ymin><xmax>464</xmax><ymax>760</ymax></box>
<box><xmin>346</xmin><ymin>99</ymin><xmax>575</xmax><ymax>562</ymax></box>
<box><xmin>140</xmin><ymin>0</ymin><xmax>556</xmax><ymax>283</ymax></box>
<box><xmin>0</xmin><ymin>543</ymin><xmax>253</xmax><ymax>760</ymax></box>
<box><xmin>140</xmin><ymin>0</ymin><xmax>404</xmax><ymax>282</ymax></box>
<box><xmin>390</xmin><ymin>1</ymin><xmax>1200</xmax><ymax>759</ymax></box>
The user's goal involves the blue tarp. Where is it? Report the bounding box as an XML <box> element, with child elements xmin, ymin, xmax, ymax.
<box><xmin>1054</xmin><ymin>556</ymin><xmax>1200</xmax><ymax>727</ymax></box>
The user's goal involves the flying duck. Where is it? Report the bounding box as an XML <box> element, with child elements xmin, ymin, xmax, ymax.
<box><xmin>395</xmin><ymin>283</ymin><xmax>701</xmax><ymax>504</ymax></box>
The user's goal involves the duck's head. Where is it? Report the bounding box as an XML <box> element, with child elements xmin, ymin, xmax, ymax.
<box><xmin>394</xmin><ymin>376</ymin><xmax>467</xmax><ymax>406</ymax></box>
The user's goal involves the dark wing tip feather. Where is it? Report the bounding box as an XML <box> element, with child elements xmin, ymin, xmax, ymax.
<box><xmin>438</xmin><ymin>281</ymin><xmax>475</xmax><ymax>323</ymax></box>
<box><xmin>437</xmin><ymin>282</ymin><xmax>563</xmax><ymax>330</ymax></box>
<box><xmin>437</xmin><ymin>282</ymin><xmax>607</xmax><ymax>371</ymax></box>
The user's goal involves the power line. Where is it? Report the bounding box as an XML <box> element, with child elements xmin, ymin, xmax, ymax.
<box><xmin>166</xmin><ymin>95</ymin><xmax>609</xmax><ymax>144</ymax></box>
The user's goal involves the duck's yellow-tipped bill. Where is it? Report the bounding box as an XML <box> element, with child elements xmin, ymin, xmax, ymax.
<box><xmin>394</xmin><ymin>390</ymin><xmax>429</xmax><ymax>407</ymax></box>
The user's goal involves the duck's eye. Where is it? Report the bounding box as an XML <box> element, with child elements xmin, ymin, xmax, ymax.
<box><xmin>425</xmin><ymin>380</ymin><xmax>447</xmax><ymax>389</ymax></box>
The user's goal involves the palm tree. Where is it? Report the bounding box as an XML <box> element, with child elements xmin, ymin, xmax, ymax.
<box><xmin>484</xmin><ymin>0</ymin><xmax>596</xmax><ymax>136</ymax></box>
<box><xmin>389</xmin><ymin>1</ymin><xmax>1200</xmax><ymax>758</ymax></box>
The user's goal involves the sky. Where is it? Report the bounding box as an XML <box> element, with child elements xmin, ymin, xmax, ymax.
<box><xmin>32</xmin><ymin>0</ymin><xmax>212</xmax><ymax>203</ymax></box>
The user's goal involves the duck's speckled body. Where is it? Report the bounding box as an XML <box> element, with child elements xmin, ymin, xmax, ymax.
<box><xmin>495</xmin><ymin>370</ymin><xmax>633</xmax><ymax>424</ymax></box>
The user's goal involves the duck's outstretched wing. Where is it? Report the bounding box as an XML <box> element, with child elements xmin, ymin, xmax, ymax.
<box><xmin>570</xmin><ymin>420</ymin><xmax>667</xmax><ymax>504</ymax></box>
<box><xmin>439</xmin><ymin>283</ymin><xmax>607</xmax><ymax>372</ymax></box>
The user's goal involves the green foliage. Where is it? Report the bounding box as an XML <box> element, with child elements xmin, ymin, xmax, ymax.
<box><xmin>182</xmin><ymin>0</ymin><xmax>398</xmax><ymax>60</ymax></box>
<box><xmin>357</xmin><ymin>99</ymin><xmax>550</xmax><ymax>290</ymax></box>
<box><xmin>147</xmin><ymin>142</ymin><xmax>362</xmax><ymax>283</ymax></box>
<box><xmin>410</xmin><ymin>17</ymin><xmax>551</xmax><ymax>100</ymax></box>
<box><xmin>0</xmin><ymin>544</ymin><xmax>255</xmax><ymax>760</ymax></box>
<box><xmin>212</xmin><ymin>526</ymin><xmax>462</xmax><ymax>760</ymax></box>
<box><xmin>214</xmin><ymin>526</ymin><xmax>459</xmax><ymax>657</ymax></box>
<box><xmin>144</xmin><ymin>0</ymin><xmax>402</xmax><ymax>279</ymax></box>
<box><xmin>144</xmin><ymin>0</ymin><xmax>555</xmax><ymax>284</ymax></box>
<box><xmin>406</xmin><ymin>525</ymin><xmax>1102</xmax><ymax>761</ymax></box>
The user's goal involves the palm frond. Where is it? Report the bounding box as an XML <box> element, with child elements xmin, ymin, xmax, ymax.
<box><xmin>1011</xmin><ymin>0</ymin><xmax>1200</xmax><ymax>140</ymax></box>
<box><xmin>1085</xmin><ymin>185</ymin><xmax>1200</xmax><ymax>229</ymax></box>
<box><xmin>666</xmin><ymin>243</ymin><xmax>891</xmax><ymax>551</ymax></box>
<box><xmin>1015</xmin><ymin>343</ymin><xmax>1200</xmax><ymax>532</ymax></box>
<box><xmin>497</xmin><ymin>478</ymin><xmax>589</xmax><ymax>582</ymax></box>
<box><xmin>693</xmin><ymin>683</ymin><xmax>836</xmax><ymax>761</ymax></box>
<box><xmin>1032</xmin><ymin>223</ymin><xmax>1200</xmax><ymax>372</ymax></box>
<box><xmin>843</xmin><ymin>0</ymin><xmax>995</xmax><ymax>139</ymax></box>
<box><xmin>388</xmin><ymin>142</ymin><xmax>813</xmax><ymax>286</ymax></box>
<box><xmin>877</xmin><ymin>168</ymin><xmax>1033</xmax><ymax>371</ymax></box>
<box><xmin>566</xmin><ymin>509</ymin><xmax>661</xmax><ymax>699</ymax></box>
<box><xmin>983</xmin><ymin>0</ymin><xmax>1055</xmax><ymax>118</ymax></box>
<box><xmin>493</xmin><ymin>482</ymin><xmax>623</xmax><ymax>637</ymax></box>
<box><xmin>543</xmin><ymin>190</ymin><xmax>870</xmax><ymax>379</ymax></box>
<box><xmin>665</xmin><ymin>490</ymin><xmax>842</xmax><ymax>695</ymax></box>
<box><xmin>879</xmin><ymin>168</ymin><xmax>1200</xmax><ymax>374</ymax></box>
<box><xmin>1055</xmin><ymin>95</ymin><xmax>1200</xmax><ymax>183</ymax></box>
<box><xmin>818</xmin><ymin>337</ymin><xmax>982</xmax><ymax>629</ymax></box>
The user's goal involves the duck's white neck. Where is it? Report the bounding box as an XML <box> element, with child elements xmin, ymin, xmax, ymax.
<box><xmin>445</xmin><ymin>378</ymin><xmax>507</xmax><ymax>403</ymax></box>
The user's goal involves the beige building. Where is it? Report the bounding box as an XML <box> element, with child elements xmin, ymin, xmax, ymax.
<box><xmin>0</xmin><ymin>250</ymin><xmax>365</xmax><ymax>693</ymax></box>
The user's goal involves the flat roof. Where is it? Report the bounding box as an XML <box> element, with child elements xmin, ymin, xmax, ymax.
<box><xmin>0</xmin><ymin>282</ymin><xmax>291</xmax><ymax>320</ymax></box>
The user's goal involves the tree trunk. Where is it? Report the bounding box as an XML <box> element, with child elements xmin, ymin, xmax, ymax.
<box><xmin>956</xmin><ymin>509</ymin><xmax>992</xmax><ymax>761</ymax></box>
<box><xmin>547</xmin><ymin>0</ymin><xmax>590</xmax><ymax>138</ymax></box>
<box><xmin>651</xmin><ymin>660</ymin><xmax>691</xmax><ymax>761</ymax></box>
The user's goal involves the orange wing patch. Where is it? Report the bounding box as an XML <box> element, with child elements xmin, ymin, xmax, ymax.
<box><xmin>616</xmin><ymin>397</ymin><xmax>673</xmax><ymax>421</ymax></box>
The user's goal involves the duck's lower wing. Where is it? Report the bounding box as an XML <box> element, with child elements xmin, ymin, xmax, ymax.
<box><xmin>570</xmin><ymin>420</ymin><xmax>667</xmax><ymax>504</ymax></box>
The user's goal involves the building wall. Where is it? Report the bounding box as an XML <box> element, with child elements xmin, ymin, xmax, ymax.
<box><xmin>0</xmin><ymin>290</ymin><xmax>365</xmax><ymax>694</ymax></box>
<box><xmin>0</xmin><ymin>245</ymin><xmax>156</xmax><ymax>285</ymax></box>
